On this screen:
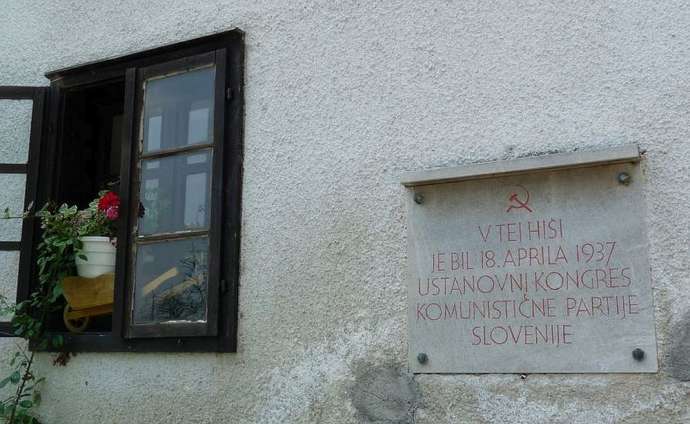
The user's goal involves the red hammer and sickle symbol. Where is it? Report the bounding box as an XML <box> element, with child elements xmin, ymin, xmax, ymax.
<box><xmin>506</xmin><ymin>185</ymin><xmax>533</xmax><ymax>213</ymax></box>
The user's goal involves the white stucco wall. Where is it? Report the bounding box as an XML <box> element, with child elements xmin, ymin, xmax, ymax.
<box><xmin>1</xmin><ymin>1</ymin><xmax>689</xmax><ymax>422</ymax></box>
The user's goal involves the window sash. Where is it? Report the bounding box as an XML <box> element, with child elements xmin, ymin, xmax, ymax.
<box><xmin>124</xmin><ymin>50</ymin><xmax>227</xmax><ymax>339</ymax></box>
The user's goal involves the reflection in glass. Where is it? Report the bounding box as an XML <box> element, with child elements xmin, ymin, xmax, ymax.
<box><xmin>187</xmin><ymin>105</ymin><xmax>211</xmax><ymax>145</ymax></box>
<box><xmin>145</xmin><ymin>115</ymin><xmax>162</xmax><ymax>152</ymax></box>
<box><xmin>132</xmin><ymin>237</ymin><xmax>208</xmax><ymax>324</ymax></box>
<box><xmin>142</xmin><ymin>66</ymin><xmax>215</xmax><ymax>153</ymax></box>
<box><xmin>184</xmin><ymin>173</ymin><xmax>207</xmax><ymax>228</ymax></box>
<box><xmin>139</xmin><ymin>150</ymin><xmax>211</xmax><ymax>235</ymax></box>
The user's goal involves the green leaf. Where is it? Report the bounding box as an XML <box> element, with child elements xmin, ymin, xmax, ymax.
<box><xmin>19</xmin><ymin>400</ymin><xmax>33</xmax><ymax>408</ymax></box>
<box><xmin>49</xmin><ymin>283</ymin><xmax>64</xmax><ymax>303</ymax></box>
<box><xmin>10</xmin><ymin>370</ymin><xmax>21</xmax><ymax>384</ymax></box>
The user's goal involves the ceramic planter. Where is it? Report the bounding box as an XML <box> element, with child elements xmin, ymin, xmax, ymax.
<box><xmin>75</xmin><ymin>236</ymin><xmax>116</xmax><ymax>278</ymax></box>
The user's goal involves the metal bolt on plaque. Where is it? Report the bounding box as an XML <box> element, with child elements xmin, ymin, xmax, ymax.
<box><xmin>632</xmin><ymin>348</ymin><xmax>645</xmax><ymax>361</ymax></box>
<box><xmin>618</xmin><ymin>172</ymin><xmax>631</xmax><ymax>185</ymax></box>
<box><xmin>417</xmin><ymin>352</ymin><xmax>428</xmax><ymax>364</ymax></box>
<box><xmin>414</xmin><ymin>193</ymin><xmax>424</xmax><ymax>205</ymax></box>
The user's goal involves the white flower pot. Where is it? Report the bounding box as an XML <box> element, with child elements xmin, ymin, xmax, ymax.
<box><xmin>75</xmin><ymin>236</ymin><xmax>116</xmax><ymax>278</ymax></box>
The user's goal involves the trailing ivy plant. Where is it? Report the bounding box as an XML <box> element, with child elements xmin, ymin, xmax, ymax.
<box><xmin>0</xmin><ymin>204</ymin><xmax>83</xmax><ymax>423</ymax></box>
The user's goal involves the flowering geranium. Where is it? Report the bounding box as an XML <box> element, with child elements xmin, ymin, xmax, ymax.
<box><xmin>97</xmin><ymin>191</ymin><xmax>120</xmax><ymax>221</ymax></box>
<box><xmin>75</xmin><ymin>191</ymin><xmax>120</xmax><ymax>238</ymax></box>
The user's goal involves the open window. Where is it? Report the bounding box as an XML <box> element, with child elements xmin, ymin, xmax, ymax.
<box><xmin>0</xmin><ymin>30</ymin><xmax>244</xmax><ymax>352</ymax></box>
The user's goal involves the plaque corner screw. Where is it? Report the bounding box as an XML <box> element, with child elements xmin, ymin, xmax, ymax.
<box><xmin>617</xmin><ymin>172</ymin><xmax>631</xmax><ymax>185</ymax></box>
<box><xmin>414</xmin><ymin>193</ymin><xmax>424</xmax><ymax>205</ymax></box>
<box><xmin>417</xmin><ymin>352</ymin><xmax>428</xmax><ymax>364</ymax></box>
<box><xmin>632</xmin><ymin>348</ymin><xmax>645</xmax><ymax>361</ymax></box>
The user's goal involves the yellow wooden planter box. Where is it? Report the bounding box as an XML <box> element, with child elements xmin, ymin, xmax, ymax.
<box><xmin>62</xmin><ymin>273</ymin><xmax>114</xmax><ymax>333</ymax></box>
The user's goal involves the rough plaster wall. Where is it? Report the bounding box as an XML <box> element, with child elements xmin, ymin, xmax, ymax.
<box><xmin>0</xmin><ymin>100</ymin><xmax>32</xmax><ymax>164</ymax></box>
<box><xmin>1</xmin><ymin>0</ymin><xmax>690</xmax><ymax>423</ymax></box>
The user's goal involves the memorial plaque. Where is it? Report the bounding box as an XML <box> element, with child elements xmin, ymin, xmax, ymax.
<box><xmin>405</xmin><ymin>148</ymin><xmax>658</xmax><ymax>373</ymax></box>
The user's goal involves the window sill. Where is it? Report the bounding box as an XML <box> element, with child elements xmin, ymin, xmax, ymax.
<box><xmin>31</xmin><ymin>331</ymin><xmax>234</xmax><ymax>353</ymax></box>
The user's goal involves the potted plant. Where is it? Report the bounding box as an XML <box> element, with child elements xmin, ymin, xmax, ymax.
<box><xmin>74</xmin><ymin>191</ymin><xmax>120</xmax><ymax>278</ymax></box>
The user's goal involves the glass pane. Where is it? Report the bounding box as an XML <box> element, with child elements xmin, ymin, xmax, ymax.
<box><xmin>132</xmin><ymin>237</ymin><xmax>208</xmax><ymax>324</ymax></box>
<box><xmin>187</xmin><ymin>102</ymin><xmax>211</xmax><ymax>145</ymax></box>
<box><xmin>145</xmin><ymin>114</ymin><xmax>162</xmax><ymax>152</ymax></box>
<box><xmin>0</xmin><ymin>100</ymin><xmax>32</xmax><ymax>164</ymax></box>
<box><xmin>142</xmin><ymin>66</ymin><xmax>215</xmax><ymax>152</ymax></box>
<box><xmin>139</xmin><ymin>149</ymin><xmax>211</xmax><ymax>235</ymax></box>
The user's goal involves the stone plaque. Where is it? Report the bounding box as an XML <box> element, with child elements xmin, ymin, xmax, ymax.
<box><xmin>406</xmin><ymin>152</ymin><xmax>657</xmax><ymax>373</ymax></box>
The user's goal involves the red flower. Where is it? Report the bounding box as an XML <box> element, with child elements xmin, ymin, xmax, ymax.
<box><xmin>98</xmin><ymin>191</ymin><xmax>120</xmax><ymax>221</ymax></box>
<box><xmin>105</xmin><ymin>206</ymin><xmax>119</xmax><ymax>220</ymax></box>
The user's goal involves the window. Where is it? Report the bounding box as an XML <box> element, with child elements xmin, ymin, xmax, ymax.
<box><xmin>0</xmin><ymin>30</ymin><xmax>244</xmax><ymax>352</ymax></box>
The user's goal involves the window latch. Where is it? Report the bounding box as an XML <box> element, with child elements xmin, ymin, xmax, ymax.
<box><xmin>225</xmin><ymin>87</ymin><xmax>232</xmax><ymax>101</ymax></box>
<box><xmin>220</xmin><ymin>279</ymin><xmax>228</xmax><ymax>294</ymax></box>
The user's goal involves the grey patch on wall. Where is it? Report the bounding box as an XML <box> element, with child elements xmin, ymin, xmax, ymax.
<box><xmin>669</xmin><ymin>310</ymin><xmax>690</xmax><ymax>381</ymax></box>
<box><xmin>349</xmin><ymin>364</ymin><xmax>420</xmax><ymax>423</ymax></box>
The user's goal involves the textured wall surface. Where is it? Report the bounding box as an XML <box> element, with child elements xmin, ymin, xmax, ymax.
<box><xmin>0</xmin><ymin>100</ymin><xmax>32</xmax><ymax>164</ymax></box>
<box><xmin>1</xmin><ymin>1</ymin><xmax>689</xmax><ymax>423</ymax></box>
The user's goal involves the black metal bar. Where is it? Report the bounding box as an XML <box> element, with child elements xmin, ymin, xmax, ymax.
<box><xmin>0</xmin><ymin>164</ymin><xmax>27</xmax><ymax>174</ymax></box>
<box><xmin>0</xmin><ymin>242</ymin><xmax>21</xmax><ymax>251</ymax></box>
<box><xmin>0</xmin><ymin>86</ymin><xmax>36</xmax><ymax>100</ymax></box>
<box><xmin>0</xmin><ymin>322</ymin><xmax>13</xmax><ymax>337</ymax></box>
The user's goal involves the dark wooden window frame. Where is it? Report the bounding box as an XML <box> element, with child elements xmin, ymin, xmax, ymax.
<box><xmin>11</xmin><ymin>30</ymin><xmax>244</xmax><ymax>352</ymax></box>
<box><xmin>126</xmin><ymin>50</ymin><xmax>225</xmax><ymax>339</ymax></box>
